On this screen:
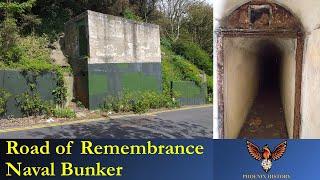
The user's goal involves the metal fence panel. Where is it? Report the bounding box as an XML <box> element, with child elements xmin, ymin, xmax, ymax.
<box><xmin>87</xmin><ymin>63</ymin><xmax>162</xmax><ymax>109</ymax></box>
<box><xmin>172</xmin><ymin>81</ymin><xmax>207</xmax><ymax>106</ymax></box>
<box><xmin>0</xmin><ymin>70</ymin><xmax>57</xmax><ymax>118</ymax></box>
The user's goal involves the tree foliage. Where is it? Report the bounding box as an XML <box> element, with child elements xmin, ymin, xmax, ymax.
<box><xmin>183</xmin><ymin>2</ymin><xmax>213</xmax><ymax>55</ymax></box>
<box><xmin>157</xmin><ymin>0</ymin><xmax>197</xmax><ymax>40</ymax></box>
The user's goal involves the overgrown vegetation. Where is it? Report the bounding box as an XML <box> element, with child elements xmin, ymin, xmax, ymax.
<box><xmin>173</xmin><ymin>40</ymin><xmax>212</xmax><ymax>75</ymax></box>
<box><xmin>0</xmin><ymin>0</ymin><xmax>68</xmax><ymax>110</ymax></box>
<box><xmin>0</xmin><ymin>89</ymin><xmax>11</xmax><ymax>115</ymax></box>
<box><xmin>15</xmin><ymin>92</ymin><xmax>74</xmax><ymax>118</ymax></box>
<box><xmin>161</xmin><ymin>40</ymin><xmax>213</xmax><ymax>96</ymax></box>
<box><xmin>102</xmin><ymin>90</ymin><xmax>179</xmax><ymax>114</ymax></box>
<box><xmin>15</xmin><ymin>92</ymin><xmax>53</xmax><ymax>117</ymax></box>
<box><xmin>52</xmin><ymin>107</ymin><xmax>76</xmax><ymax>118</ymax></box>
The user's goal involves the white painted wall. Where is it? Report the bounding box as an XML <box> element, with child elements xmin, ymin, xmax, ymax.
<box><xmin>224</xmin><ymin>38</ymin><xmax>260</xmax><ymax>138</ymax></box>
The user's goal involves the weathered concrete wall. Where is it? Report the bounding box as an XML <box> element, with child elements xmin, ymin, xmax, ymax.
<box><xmin>65</xmin><ymin>11</ymin><xmax>162</xmax><ymax>109</ymax></box>
<box><xmin>64</xmin><ymin>13</ymin><xmax>90</xmax><ymax>107</ymax></box>
<box><xmin>87</xmin><ymin>10</ymin><xmax>161</xmax><ymax>64</ymax></box>
<box><xmin>224</xmin><ymin>38</ymin><xmax>260</xmax><ymax>138</ymax></box>
<box><xmin>279</xmin><ymin>39</ymin><xmax>296</xmax><ymax>138</ymax></box>
<box><xmin>301</xmin><ymin>29</ymin><xmax>320</xmax><ymax>138</ymax></box>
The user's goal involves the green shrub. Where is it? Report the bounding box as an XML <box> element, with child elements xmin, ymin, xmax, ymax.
<box><xmin>0</xmin><ymin>17</ymin><xmax>20</xmax><ymax>63</ymax></box>
<box><xmin>0</xmin><ymin>89</ymin><xmax>11</xmax><ymax>115</ymax></box>
<box><xmin>16</xmin><ymin>92</ymin><xmax>53</xmax><ymax>117</ymax></box>
<box><xmin>0</xmin><ymin>35</ymin><xmax>68</xmax><ymax>107</ymax></box>
<box><xmin>161</xmin><ymin>46</ymin><xmax>182</xmax><ymax>92</ymax></box>
<box><xmin>102</xmin><ymin>90</ymin><xmax>179</xmax><ymax>114</ymax></box>
<box><xmin>19</xmin><ymin>35</ymin><xmax>51</xmax><ymax>63</ymax></box>
<box><xmin>123</xmin><ymin>8</ymin><xmax>142</xmax><ymax>22</ymax></box>
<box><xmin>52</xmin><ymin>86</ymin><xmax>67</xmax><ymax>106</ymax></box>
<box><xmin>52</xmin><ymin>107</ymin><xmax>76</xmax><ymax>118</ymax></box>
<box><xmin>160</xmin><ymin>38</ymin><xmax>173</xmax><ymax>49</ymax></box>
<box><xmin>172</xmin><ymin>55</ymin><xmax>203</xmax><ymax>86</ymax></box>
<box><xmin>173</xmin><ymin>40</ymin><xmax>212</xmax><ymax>75</ymax></box>
<box><xmin>161</xmin><ymin>45</ymin><xmax>206</xmax><ymax>92</ymax></box>
<box><xmin>76</xmin><ymin>100</ymin><xmax>85</xmax><ymax>108</ymax></box>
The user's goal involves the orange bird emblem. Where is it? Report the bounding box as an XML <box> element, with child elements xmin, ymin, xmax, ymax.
<box><xmin>246</xmin><ymin>140</ymin><xmax>287</xmax><ymax>172</ymax></box>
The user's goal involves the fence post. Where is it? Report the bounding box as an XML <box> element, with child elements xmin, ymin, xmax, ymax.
<box><xmin>170</xmin><ymin>81</ymin><xmax>173</xmax><ymax>98</ymax></box>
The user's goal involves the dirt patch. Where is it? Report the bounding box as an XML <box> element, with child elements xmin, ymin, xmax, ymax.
<box><xmin>0</xmin><ymin>109</ymin><xmax>103</xmax><ymax>130</ymax></box>
<box><xmin>238</xmin><ymin>88</ymin><xmax>288</xmax><ymax>139</ymax></box>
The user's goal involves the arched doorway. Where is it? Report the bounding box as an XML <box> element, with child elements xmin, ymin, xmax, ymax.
<box><xmin>215</xmin><ymin>0</ymin><xmax>304</xmax><ymax>139</ymax></box>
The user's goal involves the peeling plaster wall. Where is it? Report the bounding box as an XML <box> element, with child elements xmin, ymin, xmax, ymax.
<box><xmin>87</xmin><ymin>10</ymin><xmax>161</xmax><ymax>64</ymax></box>
<box><xmin>279</xmin><ymin>39</ymin><xmax>297</xmax><ymax>138</ymax></box>
<box><xmin>301</xmin><ymin>29</ymin><xmax>320</xmax><ymax>138</ymax></box>
<box><xmin>224</xmin><ymin>38</ymin><xmax>260</xmax><ymax>138</ymax></box>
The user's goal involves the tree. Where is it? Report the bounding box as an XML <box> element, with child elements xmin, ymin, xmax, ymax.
<box><xmin>129</xmin><ymin>0</ymin><xmax>158</xmax><ymax>22</ymax></box>
<box><xmin>158</xmin><ymin>0</ymin><xmax>197</xmax><ymax>41</ymax></box>
<box><xmin>183</xmin><ymin>2</ymin><xmax>213</xmax><ymax>55</ymax></box>
<box><xmin>80</xmin><ymin>0</ymin><xmax>129</xmax><ymax>16</ymax></box>
<box><xmin>0</xmin><ymin>0</ymin><xmax>37</xmax><ymax>62</ymax></box>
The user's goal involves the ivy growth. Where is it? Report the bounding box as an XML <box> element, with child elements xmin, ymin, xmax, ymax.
<box><xmin>52</xmin><ymin>70</ymin><xmax>67</xmax><ymax>107</ymax></box>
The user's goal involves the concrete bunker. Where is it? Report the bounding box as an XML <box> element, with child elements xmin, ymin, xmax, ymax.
<box><xmin>64</xmin><ymin>10</ymin><xmax>162</xmax><ymax>109</ymax></box>
<box><xmin>214</xmin><ymin>1</ymin><xmax>304</xmax><ymax>138</ymax></box>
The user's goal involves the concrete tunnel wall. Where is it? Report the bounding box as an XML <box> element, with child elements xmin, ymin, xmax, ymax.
<box><xmin>223</xmin><ymin>37</ymin><xmax>296</xmax><ymax>138</ymax></box>
<box><xmin>224</xmin><ymin>38</ymin><xmax>260</xmax><ymax>138</ymax></box>
<box><xmin>301</xmin><ymin>30</ymin><xmax>320</xmax><ymax>138</ymax></box>
<box><xmin>279</xmin><ymin>39</ymin><xmax>297</xmax><ymax>138</ymax></box>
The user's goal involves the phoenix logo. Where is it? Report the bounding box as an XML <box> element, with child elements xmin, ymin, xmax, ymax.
<box><xmin>246</xmin><ymin>140</ymin><xmax>287</xmax><ymax>173</ymax></box>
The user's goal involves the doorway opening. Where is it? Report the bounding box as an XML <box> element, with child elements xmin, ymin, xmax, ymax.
<box><xmin>238</xmin><ymin>40</ymin><xmax>291</xmax><ymax>138</ymax></box>
<box><xmin>214</xmin><ymin>1</ymin><xmax>304</xmax><ymax>139</ymax></box>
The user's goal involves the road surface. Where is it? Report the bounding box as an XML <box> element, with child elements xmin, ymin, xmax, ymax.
<box><xmin>0</xmin><ymin>106</ymin><xmax>212</xmax><ymax>139</ymax></box>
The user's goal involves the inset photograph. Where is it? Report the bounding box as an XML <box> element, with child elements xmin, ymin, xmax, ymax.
<box><xmin>213</xmin><ymin>0</ymin><xmax>319</xmax><ymax>139</ymax></box>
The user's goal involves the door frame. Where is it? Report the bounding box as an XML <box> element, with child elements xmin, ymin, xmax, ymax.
<box><xmin>215</xmin><ymin>29</ymin><xmax>304</xmax><ymax>139</ymax></box>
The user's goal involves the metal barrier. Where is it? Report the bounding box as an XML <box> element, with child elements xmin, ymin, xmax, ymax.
<box><xmin>171</xmin><ymin>81</ymin><xmax>207</xmax><ymax>105</ymax></box>
<box><xmin>0</xmin><ymin>70</ymin><xmax>57</xmax><ymax>118</ymax></box>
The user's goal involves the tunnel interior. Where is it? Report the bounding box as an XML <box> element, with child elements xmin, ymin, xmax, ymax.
<box><xmin>257</xmin><ymin>41</ymin><xmax>282</xmax><ymax>92</ymax></box>
<box><xmin>223</xmin><ymin>37</ymin><xmax>297</xmax><ymax>139</ymax></box>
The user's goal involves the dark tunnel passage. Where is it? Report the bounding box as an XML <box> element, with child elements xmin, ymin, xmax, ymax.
<box><xmin>258</xmin><ymin>42</ymin><xmax>282</xmax><ymax>91</ymax></box>
<box><xmin>238</xmin><ymin>41</ymin><xmax>289</xmax><ymax>139</ymax></box>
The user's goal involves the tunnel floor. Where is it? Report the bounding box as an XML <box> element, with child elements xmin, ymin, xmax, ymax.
<box><xmin>238</xmin><ymin>88</ymin><xmax>288</xmax><ymax>139</ymax></box>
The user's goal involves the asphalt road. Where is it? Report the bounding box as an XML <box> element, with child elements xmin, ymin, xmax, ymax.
<box><xmin>0</xmin><ymin>106</ymin><xmax>213</xmax><ymax>139</ymax></box>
